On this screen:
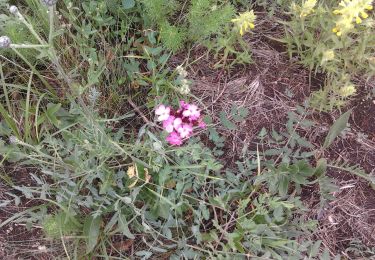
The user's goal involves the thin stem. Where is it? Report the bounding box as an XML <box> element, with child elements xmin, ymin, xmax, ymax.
<box><xmin>0</xmin><ymin>62</ymin><xmax>12</xmax><ymax>114</ymax></box>
<box><xmin>24</xmin><ymin>72</ymin><xmax>33</xmax><ymax>141</ymax></box>
<box><xmin>48</xmin><ymin>6</ymin><xmax>54</xmax><ymax>44</ymax></box>
<box><xmin>10</xmin><ymin>44</ymin><xmax>49</xmax><ymax>49</ymax></box>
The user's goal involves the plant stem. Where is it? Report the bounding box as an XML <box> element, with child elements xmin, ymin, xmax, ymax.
<box><xmin>24</xmin><ymin>72</ymin><xmax>33</xmax><ymax>141</ymax></box>
<box><xmin>10</xmin><ymin>44</ymin><xmax>49</xmax><ymax>49</ymax></box>
<box><xmin>0</xmin><ymin>62</ymin><xmax>12</xmax><ymax>114</ymax></box>
<box><xmin>48</xmin><ymin>6</ymin><xmax>54</xmax><ymax>45</ymax></box>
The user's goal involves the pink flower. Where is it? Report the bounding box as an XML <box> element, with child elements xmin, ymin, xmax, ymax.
<box><xmin>166</xmin><ymin>131</ymin><xmax>183</xmax><ymax>146</ymax></box>
<box><xmin>162</xmin><ymin>116</ymin><xmax>175</xmax><ymax>133</ymax></box>
<box><xmin>180</xmin><ymin>100</ymin><xmax>189</xmax><ymax>109</ymax></box>
<box><xmin>177</xmin><ymin>123</ymin><xmax>193</xmax><ymax>138</ymax></box>
<box><xmin>173</xmin><ymin>117</ymin><xmax>182</xmax><ymax>130</ymax></box>
<box><xmin>182</xmin><ymin>104</ymin><xmax>200</xmax><ymax>121</ymax></box>
<box><xmin>198</xmin><ymin>120</ymin><xmax>206</xmax><ymax>129</ymax></box>
<box><xmin>155</xmin><ymin>105</ymin><xmax>170</xmax><ymax>122</ymax></box>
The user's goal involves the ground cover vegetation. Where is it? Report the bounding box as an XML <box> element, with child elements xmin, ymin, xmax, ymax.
<box><xmin>0</xmin><ymin>0</ymin><xmax>374</xmax><ymax>259</ymax></box>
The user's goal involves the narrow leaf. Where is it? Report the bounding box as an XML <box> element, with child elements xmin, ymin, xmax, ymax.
<box><xmin>83</xmin><ymin>215</ymin><xmax>102</xmax><ymax>254</ymax></box>
<box><xmin>118</xmin><ymin>214</ymin><xmax>135</xmax><ymax>239</ymax></box>
<box><xmin>323</xmin><ymin>109</ymin><xmax>352</xmax><ymax>149</ymax></box>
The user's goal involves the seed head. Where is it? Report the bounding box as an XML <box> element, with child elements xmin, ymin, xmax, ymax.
<box><xmin>0</xmin><ymin>36</ymin><xmax>11</xmax><ymax>48</ymax></box>
<box><xmin>9</xmin><ymin>136</ymin><xmax>20</xmax><ymax>144</ymax></box>
<box><xmin>9</xmin><ymin>5</ymin><xmax>19</xmax><ymax>14</ymax></box>
<box><xmin>41</xmin><ymin>0</ymin><xmax>58</xmax><ymax>6</ymax></box>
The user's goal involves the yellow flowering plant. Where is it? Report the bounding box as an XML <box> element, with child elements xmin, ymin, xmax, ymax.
<box><xmin>231</xmin><ymin>10</ymin><xmax>256</xmax><ymax>36</ymax></box>
<box><xmin>332</xmin><ymin>0</ymin><xmax>374</xmax><ymax>36</ymax></box>
<box><xmin>282</xmin><ymin>0</ymin><xmax>375</xmax><ymax>110</ymax></box>
<box><xmin>291</xmin><ymin>0</ymin><xmax>317</xmax><ymax>18</ymax></box>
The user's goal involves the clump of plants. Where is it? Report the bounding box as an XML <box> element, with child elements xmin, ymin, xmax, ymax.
<box><xmin>139</xmin><ymin>0</ymin><xmax>256</xmax><ymax>67</ymax></box>
<box><xmin>282</xmin><ymin>0</ymin><xmax>375</xmax><ymax>110</ymax></box>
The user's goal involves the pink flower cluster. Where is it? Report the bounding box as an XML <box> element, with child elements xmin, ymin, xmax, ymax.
<box><xmin>155</xmin><ymin>101</ymin><xmax>206</xmax><ymax>146</ymax></box>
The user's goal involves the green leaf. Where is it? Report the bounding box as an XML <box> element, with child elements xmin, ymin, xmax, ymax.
<box><xmin>83</xmin><ymin>215</ymin><xmax>102</xmax><ymax>254</ymax></box>
<box><xmin>315</xmin><ymin>158</ymin><xmax>327</xmax><ymax>177</ymax></box>
<box><xmin>321</xmin><ymin>248</ymin><xmax>331</xmax><ymax>260</ymax></box>
<box><xmin>118</xmin><ymin>214</ymin><xmax>135</xmax><ymax>239</ymax></box>
<box><xmin>278</xmin><ymin>176</ymin><xmax>289</xmax><ymax>196</ymax></box>
<box><xmin>0</xmin><ymin>104</ymin><xmax>20</xmax><ymax>138</ymax></box>
<box><xmin>122</xmin><ymin>0</ymin><xmax>135</xmax><ymax>9</ymax></box>
<box><xmin>323</xmin><ymin>109</ymin><xmax>352</xmax><ymax>149</ymax></box>
<box><xmin>309</xmin><ymin>240</ymin><xmax>322</xmax><ymax>257</ymax></box>
<box><xmin>219</xmin><ymin>111</ymin><xmax>237</xmax><ymax>130</ymax></box>
<box><xmin>238</xmin><ymin>107</ymin><xmax>249</xmax><ymax>118</ymax></box>
<box><xmin>258</xmin><ymin>127</ymin><xmax>267</xmax><ymax>138</ymax></box>
<box><xmin>45</xmin><ymin>103</ymin><xmax>62</xmax><ymax>127</ymax></box>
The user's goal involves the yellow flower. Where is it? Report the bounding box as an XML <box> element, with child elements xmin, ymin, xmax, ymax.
<box><xmin>332</xmin><ymin>0</ymin><xmax>374</xmax><ymax>36</ymax></box>
<box><xmin>339</xmin><ymin>84</ymin><xmax>357</xmax><ymax>97</ymax></box>
<box><xmin>291</xmin><ymin>0</ymin><xmax>317</xmax><ymax>18</ymax></box>
<box><xmin>231</xmin><ymin>10</ymin><xmax>256</xmax><ymax>36</ymax></box>
<box><xmin>321</xmin><ymin>49</ymin><xmax>335</xmax><ymax>65</ymax></box>
<box><xmin>300</xmin><ymin>0</ymin><xmax>317</xmax><ymax>17</ymax></box>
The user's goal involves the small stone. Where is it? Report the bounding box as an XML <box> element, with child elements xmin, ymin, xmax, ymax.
<box><xmin>38</xmin><ymin>245</ymin><xmax>47</xmax><ymax>251</ymax></box>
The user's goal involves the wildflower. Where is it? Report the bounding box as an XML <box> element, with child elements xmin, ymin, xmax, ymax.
<box><xmin>176</xmin><ymin>65</ymin><xmax>188</xmax><ymax>78</ymax></box>
<box><xmin>166</xmin><ymin>132</ymin><xmax>183</xmax><ymax>146</ymax></box>
<box><xmin>156</xmin><ymin>101</ymin><xmax>205</xmax><ymax>145</ymax></box>
<box><xmin>155</xmin><ymin>105</ymin><xmax>171</xmax><ymax>122</ymax></box>
<box><xmin>162</xmin><ymin>116</ymin><xmax>176</xmax><ymax>133</ymax></box>
<box><xmin>180</xmin><ymin>100</ymin><xmax>189</xmax><ymax>110</ymax></box>
<box><xmin>177</xmin><ymin>123</ymin><xmax>193</xmax><ymax>138</ymax></box>
<box><xmin>173</xmin><ymin>117</ymin><xmax>182</xmax><ymax>130</ymax></box>
<box><xmin>298</xmin><ymin>0</ymin><xmax>317</xmax><ymax>17</ymax></box>
<box><xmin>9</xmin><ymin>6</ymin><xmax>19</xmax><ymax>14</ymax></box>
<box><xmin>321</xmin><ymin>49</ymin><xmax>335</xmax><ymax>65</ymax></box>
<box><xmin>176</xmin><ymin>65</ymin><xmax>191</xmax><ymax>95</ymax></box>
<box><xmin>182</xmin><ymin>104</ymin><xmax>200</xmax><ymax>121</ymax></box>
<box><xmin>41</xmin><ymin>0</ymin><xmax>58</xmax><ymax>6</ymax></box>
<box><xmin>180</xmin><ymin>84</ymin><xmax>190</xmax><ymax>95</ymax></box>
<box><xmin>179</xmin><ymin>78</ymin><xmax>191</xmax><ymax>95</ymax></box>
<box><xmin>231</xmin><ymin>10</ymin><xmax>256</xmax><ymax>36</ymax></box>
<box><xmin>0</xmin><ymin>36</ymin><xmax>11</xmax><ymax>48</ymax></box>
<box><xmin>339</xmin><ymin>84</ymin><xmax>357</xmax><ymax>97</ymax></box>
<box><xmin>332</xmin><ymin>0</ymin><xmax>373</xmax><ymax>36</ymax></box>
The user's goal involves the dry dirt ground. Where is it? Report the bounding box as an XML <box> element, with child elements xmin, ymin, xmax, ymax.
<box><xmin>1</xmin><ymin>17</ymin><xmax>375</xmax><ymax>260</ymax></box>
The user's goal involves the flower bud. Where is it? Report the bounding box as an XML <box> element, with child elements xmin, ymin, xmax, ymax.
<box><xmin>0</xmin><ymin>36</ymin><xmax>11</xmax><ymax>48</ymax></box>
<box><xmin>41</xmin><ymin>0</ymin><xmax>58</xmax><ymax>6</ymax></box>
<box><xmin>9</xmin><ymin>5</ymin><xmax>19</xmax><ymax>14</ymax></box>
